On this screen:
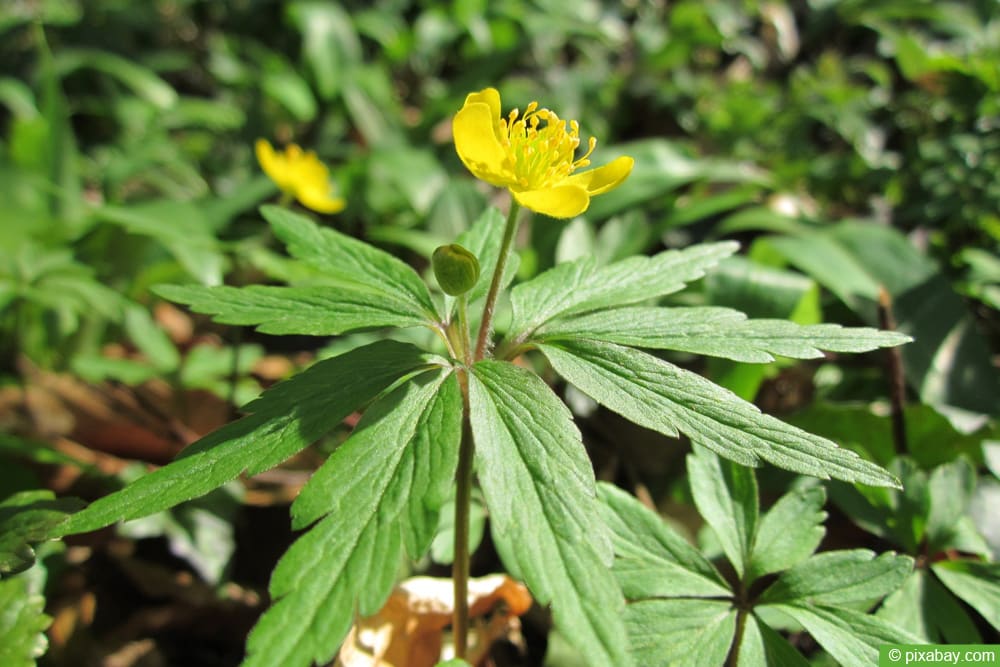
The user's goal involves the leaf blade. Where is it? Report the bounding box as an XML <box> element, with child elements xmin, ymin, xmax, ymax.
<box><xmin>155</xmin><ymin>284</ymin><xmax>432</xmax><ymax>335</ymax></box>
<box><xmin>748</xmin><ymin>485</ymin><xmax>827</xmax><ymax>582</ymax></box>
<box><xmin>243</xmin><ymin>369</ymin><xmax>461</xmax><ymax>667</ymax></box>
<box><xmin>540</xmin><ymin>307</ymin><xmax>911</xmax><ymax>363</ymax></box>
<box><xmin>687</xmin><ymin>448</ymin><xmax>758</xmax><ymax>579</ymax></box>
<box><xmin>599</xmin><ymin>482</ymin><xmax>731</xmax><ymax>600</ymax></box>
<box><xmin>57</xmin><ymin>341</ymin><xmax>437</xmax><ymax>536</ymax></box>
<box><xmin>469</xmin><ymin>360</ymin><xmax>631</xmax><ymax>667</ymax></box>
<box><xmin>759</xmin><ymin>550</ymin><xmax>913</xmax><ymax>607</ymax></box>
<box><xmin>262</xmin><ymin>205</ymin><xmax>437</xmax><ymax>317</ymax></box>
<box><xmin>509</xmin><ymin>241</ymin><xmax>738</xmax><ymax>339</ymax></box>
<box><xmin>538</xmin><ymin>339</ymin><xmax>899</xmax><ymax>487</ymax></box>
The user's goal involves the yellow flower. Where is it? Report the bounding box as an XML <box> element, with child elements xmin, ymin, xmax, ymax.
<box><xmin>255</xmin><ymin>139</ymin><xmax>346</xmax><ymax>214</ymax></box>
<box><xmin>452</xmin><ymin>87</ymin><xmax>633</xmax><ymax>218</ymax></box>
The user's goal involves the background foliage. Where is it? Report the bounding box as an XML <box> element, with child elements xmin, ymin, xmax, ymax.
<box><xmin>0</xmin><ymin>0</ymin><xmax>997</xmax><ymax>665</ymax></box>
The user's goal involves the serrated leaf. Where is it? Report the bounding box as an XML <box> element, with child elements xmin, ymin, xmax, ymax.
<box><xmin>57</xmin><ymin>340</ymin><xmax>436</xmax><ymax>536</ymax></box>
<box><xmin>538</xmin><ymin>339</ymin><xmax>899</xmax><ymax>487</ymax></box>
<box><xmin>878</xmin><ymin>569</ymin><xmax>982</xmax><ymax>643</ymax></box>
<box><xmin>468</xmin><ymin>360</ymin><xmax>631</xmax><ymax>667</ymax></box>
<box><xmin>539</xmin><ymin>307</ymin><xmax>911</xmax><ymax>363</ymax></box>
<box><xmin>0</xmin><ymin>575</ymin><xmax>50</xmax><ymax>667</ymax></box>
<box><xmin>262</xmin><ymin>205</ymin><xmax>437</xmax><ymax>317</ymax></box>
<box><xmin>625</xmin><ymin>599</ymin><xmax>735</xmax><ymax>667</ymax></box>
<box><xmin>508</xmin><ymin>241</ymin><xmax>738</xmax><ymax>340</ymax></box>
<box><xmin>759</xmin><ymin>550</ymin><xmax>913</xmax><ymax>606</ymax></box>
<box><xmin>155</xmin><ymin>284</ymin><xmax>433</xmax><ymax>336</ymax></box>
<box><xmin>687</xmin><ymin>448</ymin><xmax>758</xmax><ymax>578</ymax></box>
<box><xmin>243</xmin><ymin>369</ymin><xmax>460</xmax><ymax>667</ymax></box>
<box><xmin>931</xmin><ymin>561</ymin><xmax>1000</xmax><ymax>633</ymax></box>
<box><xmin>748</xmin><ymin>486</ymin><xmax>827</xmax><ymax>582</ymax></box>
<box><xmin>599</xmin><ymin>483</ymin><xmax>730</xmax><ymax>600</ymax></box>
<box><xmin>737</xmin><ymin>614</ymin><xmax>810</xmax><ymax>667</ymax></box>
<box><xmin>1</xmin><ymin>491</ymin><xmax>83</xmax><ymax>576</ymax></box>
<box><xmin>767</xmin><ymin>604</ymin><xmax>921</xmax><ymax>667</ymax></box>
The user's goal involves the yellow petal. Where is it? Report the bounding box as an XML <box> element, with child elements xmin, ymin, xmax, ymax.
<box><xmin>463</xmin><ymin>87</ymin><xmax>502</xmax><ymax>137</ymax></box>
<box><xmin>296</xmin><ymin>183</ymin><xmax>346</xmax><ymax>214</ymax></box>
<box><xmin>564</xmin><ymin>156</ymin><xmax>635</xmax><ymax>196</ymax></box>
<box><xmin>513</xmin><ymin>185</ymin><xmax>590</xmax><ymax>218</ymax></box>
<box><xmin>256</xmin><ymin>139</ymin><xmax>288</xmax><ymax>189</ymax></box>
<box><xmin>453</xmin><ymin>102</ymin><xmax>510</xmax><ymax>187</ymax></box>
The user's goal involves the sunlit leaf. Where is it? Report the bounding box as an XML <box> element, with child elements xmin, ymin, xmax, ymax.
<box><xmin>538</xmin><ymin>338</ymin><xmax>899</xmax><ymax>486</ymax></box>
<box><xmin>469</xmin><ymin>360</ymin><xmax>631</xmax><ymax>667</ymax></box>
<box><xmin>58</xmin><ymin>341</ymin><xmax>437</xmax><ymax>536</ymax></box>
<box><xmin>244</xmin><ymin>370</ymin><xmax>460</xmax><ymax>667</ymax></box>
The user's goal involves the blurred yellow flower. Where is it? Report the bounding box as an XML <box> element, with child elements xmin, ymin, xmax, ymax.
<box><xmin>453</xmin><ymin>87</ymin><xmax>633</xmax><ymax>218</ymax></box>
<box><xmin>255</xmin><ymin>139</ymin><xmax>346</xmax><ymax>214</ymax></box>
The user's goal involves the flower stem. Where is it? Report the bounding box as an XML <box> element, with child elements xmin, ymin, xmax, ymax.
<box><xmin>452</xmin><ymin>381</ymin><xmax>474</xmax><ymax>659</ymax></box>
<box><xmin>473</xmin><ymin>201</ymin><xmax>521</xmax><ymax>362</ymax></box>
<box><xmin>456</xmin><ymin>293</ymin><xmax>472</xmax><ymax>367</ymax></box>
<box><xmin>454</xmin><ymin>200</ymin><xmax>523</xmax><ymax>658</ymax></box>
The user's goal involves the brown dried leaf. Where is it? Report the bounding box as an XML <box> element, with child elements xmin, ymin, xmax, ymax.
<box><xmin>337</xmin><ymin>574</ymin><xmax>532</xmax><ymax>667</ymax></box>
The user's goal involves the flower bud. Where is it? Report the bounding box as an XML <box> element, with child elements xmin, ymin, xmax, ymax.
<box><xmin>433</xmin><ymin>243</ymin><xmax>481</xmax><ymax>296</ymax></box>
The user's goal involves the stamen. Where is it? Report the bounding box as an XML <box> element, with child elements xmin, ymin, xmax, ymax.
<box><xmin>499</xmin><ymin>101</ymin><xmax>594</xmax><ymax>190</ymax></box>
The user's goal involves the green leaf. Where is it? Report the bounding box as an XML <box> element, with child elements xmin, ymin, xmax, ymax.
<box><xmin>787</xmin><ymin>403</ymin><xmax>986</xmax><ymax>469</ymax></box>
<box><xmin>687</xmin><ymin>448</ymin><xmax>758</xmax><ymax>578</ymax></box>
<box><xmin>540</xmin><ymin>307</ymin><xmax>910</xmax><ymax>363</ymax></box>
<box><xmin>766</xmin><ymin>604</ymin><xmax>921</xmax><ymax>667</ymax></box>
<box><xmin>599</xmin><ymin>483</ymin><xmax>731</xmax><ymax>599</ymax></box>
<box><xmin>931</xmin><ymin>561</ymin><xmax>1000</xmax><ymax>633</ymax></box>
<box><xmin>469</xmin><ymin>360</ymin><xmax>631</xmax><ymax>667</ymax></box>
<box><xmin>123</xmin><ymin>304</ymin><xmax>180</xmax><ymax>372</ymax></box>
<box><xmin>286</xmin><ymin>1</ymin><xmax>361</xmax><ymax>100</ymax></box>
<box><xmin>584</xmin><ymin>138</ymin><xmax>765</xmax><ymax>221</ymax></box>
<box><xmin>878</xmin><ymin>569</ymin><xmax>982</xmax><ymax>643</ymax></box>
<box><xmin>737</xmin><ymin>614</ymin><xmax>809</xmax><ymax>667</ymax></box>
<box><xmin>429</xmin><ymin>495</ymin><xmax>486</xmax><ymax>565</ymax></box>
<box><xmin>0</xmin><ymin>491</ymin><xmax>83</xmax><ymax>576</ymax></box>
<box><xmin>704</xmin><ymin>254</ymin><xmax>819</xmax><ymax>320</ymax></box>
<box><xmin>828</xmin><ymin>457</ymin><xmax>929</xmax><ymax>552</ymax></box>
<box><xmin>0</xmin><ymin>575</ymin><xmax>50</xmax><ymax>667</ymax></box>
<box><xmin>117</xmin><ymin>482</ymin><xmax>243</xmax><ymax>585</ymax></box>
<box><xmin>748</xmin><ymin>486</ymin><xmax>827</xmax><ymax>582</ymax></box>
<box><xmin>625</xmin><ymin>599</ymin><xmax>735</xmax><ymax>667</ymax></box>
<box><xmin>95</xmin><ymin>202</ymin><xmax>226</xmax><ymax>285</ymax></box>
<box><xmin>55</xmin><ymin>48</ymin><xmax>178</xmax><ymax>109</ymax></box>
<box><xmin>768</xmin><ymin>223</ymin><xmax>1000</xmax><ymax>416</ymax></box>
<box><xmin>156</xmin><ymin>284</ymin><xmax>433</xmax><ymax>336</ymax></box>
<box><xmin>57</xmin><ymin>340</ymin><xmax>437</xmax><ymax>536</ymax></box>
<box><xmin>925</xmin><ymin>458</ymin><xmax>979</xmax><ymax>551</ymax></box>
<box><xmin>508</xmin><ymin>241</ymin><xmax>738</xmax><ymax>340</ymax></box>
<box><xmin>759</xmin><ymin>550</ymin><xmax>913</xmax><ymax>606</ymax></box>
<box><xmin>244</xmin><ymin>369</ymin><xmax>460</xmax><ymax>667</ymax></box>
<box><xmin>262</xmin><ymin>205</ymin><xmax>437</xmax><ymax>317</ymax></box>
<box><xmin>538</xmin><ymin>339</ymin><xmax>899</xmax><ymax>487</ymax></box>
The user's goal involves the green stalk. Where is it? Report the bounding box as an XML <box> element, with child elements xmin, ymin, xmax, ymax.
<box><xmin>456</xmin><ymin>293</ymin><xmax>472</xmax><ymax>367</ymax></box>
<box><xmin>452</xmin><ymin>381</ymin><xmax>474</xmax><ymax>659</ymax></box>
<box><xmin>454</xmin><ymin>200</ymin><xmax>524</xmax><ymax>658</ymax></box>
<box><xmin>473</xmin><ymin>202</ymin><xmax>521</xmax><ymax>362</ymax></box>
